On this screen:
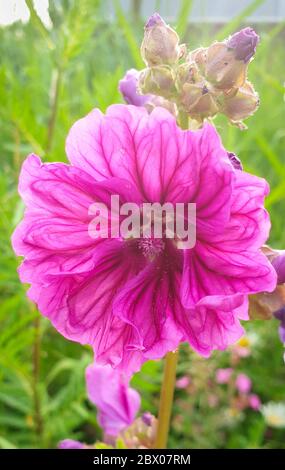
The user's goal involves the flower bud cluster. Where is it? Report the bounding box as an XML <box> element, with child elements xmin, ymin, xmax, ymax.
<box><xmin>135</xmin><ymin>14</ymin><xmax>260</xmax><ymax>128</ymax></box>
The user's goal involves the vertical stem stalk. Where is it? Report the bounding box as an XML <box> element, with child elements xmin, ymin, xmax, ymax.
<box><xmin>32</xmin><ymin>312</ymin><xmax>43</xmax><ymax>439</ymax></box>
<box><xmin>154</xmin><ymin>350</ymin><xmax>179</xmax><ymax>449</ymax></box>
<box><xmin>46</xmin><ymin>67</ymin><xmax>62</xmax><ymax>154</ymax></box>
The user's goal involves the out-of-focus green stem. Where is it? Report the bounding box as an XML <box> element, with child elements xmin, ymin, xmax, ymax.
<box><xmin>25</xmin><ymin>0</ymin><xmax>55</xmax><ymax>50</ymax></box>
<box><xmin>46</xmin><ymin>67</ymin><xmax>62</xmax><ymax>153</ymax></box>
<box><xmin>177</xmin><ymin>111</ymin><xmax>189</xmax><ymax>130</ymax></box>
<box><xmin>154</xmin><ymin>350</ymin><xmax>179</xmax><ymax>449</ymax></box>
<box><xmin>28</xmin><ymin>301</ymin><xmax>44</xmax><ymax>442</ymax></box>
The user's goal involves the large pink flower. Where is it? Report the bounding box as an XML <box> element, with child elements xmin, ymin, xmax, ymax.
<box><xmin>12</xmin><ymin>105</ymin><xmax>276</xmax><ymax>374</ymax></box>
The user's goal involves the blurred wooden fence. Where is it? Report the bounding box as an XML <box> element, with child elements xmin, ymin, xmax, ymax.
<box><xmin>104</xmin><ymin>0</ymin><xmax>285</xmax><ymax>22</ymax></box>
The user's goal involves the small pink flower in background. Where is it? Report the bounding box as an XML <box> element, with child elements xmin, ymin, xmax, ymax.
<box><xmin>235</xmin><ymin>373</ymin><xmax>252</xmax><ymax>394</ymax></box>
<box><xmin>215</xmin><ymin>368</ymin><xmax>233</xmax><ymax>384</ymax></box>
<box><xmin>233</xmin><ymin>345</ymin><xmax>251</xmax><ymax>358</ymax></box>
<box><xmin>85</xmin><ymin>363</ymin><xmax>140</xmax><ymax>437</ymax></box>
<box><xmin>248</xmin><ymin>394</ymin><xmax>261</xmax><ymax>411</ymax></box>
<box><xmin>12</xmin><ymin>104</ymin><xmax>277</xmax><ymax>375</ymax></box>
<box><xmin>176</xmin><ymin>376</ymin><xmax>190</xmax><ymax>389</ymax></box>
<box><xmin>208</xmin><ymin>394</ymin><xmax>219</xmax><ymax>408</ymax></box>
<box><xmin>58</xmin><ymin>439</ymin><xmax>85</xmax><ymax>449</ymax></box>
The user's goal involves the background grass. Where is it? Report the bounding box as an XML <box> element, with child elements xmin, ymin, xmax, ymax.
<box><xmin>0</xmin><ymin>0</ymin><xmax>285</xmax><ymax>448</ymax></box>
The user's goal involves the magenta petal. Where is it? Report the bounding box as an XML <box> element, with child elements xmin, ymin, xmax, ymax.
<box><xmin>86</xmin><ymin>362</ymin><xmax>140</xmax><ymax>436</ymax></box>
<box><xmin>12</xmin><ymin>154</ymin><xmax>142</xmax><ymax>286</ymax></box>
<box><xmin>66</xmin><ymin>105</ymin><xmax>233</xmax><ymax>204</ymax></box>
<box><xmin>181</xmin><ymin>241</ymin><xmax>277</xmax><ymax>308</ymax></box>
<box><xmin>113</xmin><ymin>255</ymin><xmax>184</xmax><ymax>361</ymax></box>
<box><xmin>193</xmin><ymin>124</ymin><xmax>234</xmax><ymax>236</ymax></box>
<box><xmin>64</xmin><ymin>241</ymin><xmax>145</xmax><ymax>366</ymax></box>
<box><xmin>205</xmin><ymin>171</ymin><xmax>271</xmax><ymax>250</ymax></box>
<box><xmin>177</xmin><ymin>295</ymin><xmax>248</xmax><ymax>357</ymax></box>
<box><xmin>66</xmin><ymin>105</ymin><xmax>148</xmax><ymax>184</ymax></box>
<box><xmin>17</xmin><ymin>154</ymin><xmax>96</xmax><ymax>215</ymax></box>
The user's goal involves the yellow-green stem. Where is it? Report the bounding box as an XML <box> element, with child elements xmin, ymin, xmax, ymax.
<box><xmin>177</xmin><ymin>111</ymin><xmax>189</xmax><ymax>130</ymax></box>
<box><xmin>154</xmin><ymin>350</ymin><xmax>179</xmax><ymax>449</ymax></box>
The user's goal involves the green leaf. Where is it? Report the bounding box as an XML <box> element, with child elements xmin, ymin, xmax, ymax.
<box><xmin>113</xmin><ymin>0</ymin><xmax>144</xmax><ymax>69</ymax></box>
<box><xmin>176</xmin><ymin>0</ymin><xmax>193</xmax><ymax>39</ymax></box>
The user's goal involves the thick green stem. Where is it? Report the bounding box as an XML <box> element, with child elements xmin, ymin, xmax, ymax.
<box><xmin>154</xmin><ymin>350</ymin><xmax>179</xmax><ymax>449</ymax></box>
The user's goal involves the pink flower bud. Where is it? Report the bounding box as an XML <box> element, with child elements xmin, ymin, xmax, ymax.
<box><xmin>227</xmin><ymin>28</ymin><xmax>259</xmax><ymax>63</ymax></box>
<box><xmin>248</xmin><ymin>394</ymin><xmax>261</xmax><ymax>411</ymax></box>
<box><xmin>235</xmin><ymin>373</ymin><xmax>252</xmax><ymax>394</ymax></box>
<box><xmin>141</xmin><ymin>13</ymin><xmax>182</xmax><ymax>66</ymax></box>
<box><xmin>176</xmin><ymin>376</ymin><xmax>190</xmax><ymax>389</ymax></box>
<box><xmin>215</xmin><ymin>368</ymin><xmax>233</xmax><ymax>384</ymax></box>
<box><xmin>58</xmin><ymin>439</ymin><xmax>85</xmax><ymax>449</ymax></box>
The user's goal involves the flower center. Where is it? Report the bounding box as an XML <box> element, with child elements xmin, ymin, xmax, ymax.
<box><xmin>138</xmin><ymin>238</ymin><xmax>165</xmax><ymax>261</ymax></box>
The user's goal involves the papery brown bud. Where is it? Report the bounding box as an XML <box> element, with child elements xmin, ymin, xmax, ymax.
<box><xmin>120</xmin><ymin>414</ymin><xmax>157</xmax><ymax>449</ymax></box>
<box><xmin>205</xmin><ymin>42</ymin><xmax>247</xmax><ymax>90</ymax></box>
<box><xmin>221</xmin><ymin>81</ymin><xmax>259</xmax><ymax>122</ymax></box>
<box><xmin>248</xmin><ymin>245</ymin><xmax>285</xmax><ymax>320</ymax></box>
<box><xmin>249</xmin><ymin>286</ymin><xmax>285</xmax><ymax>320</ymax></box>
<box><xmin>176</xmin><ymin>62</ymin><xmax>200</xmax><ymax>89</ymax></box>
<box><xmin>262</xmin><ymin>245</ymin><xmax>285</xmax><ymax>285</ymax></box>
<box><xmin>138</xmin><ymin>65</ymin><xmax>176</xmax><ymax>99</ymax></box>
<box><xmin>176</xmin><ymin>62</ymin><xmax>218</xmax><ymax>119</ymax></box>
<box><xmin>145</xmin><ymin>95</ymin><xmax>177</xmax><ymax>116</ymax></box>
<box><xmin>180</xmin><ymin>83</ymin><xmax>219</xmax><ymax>119</ymax></box>
<box><xmin>141</xmin><ymin>13</ymin><xmax>182</xmax><ymax>66</ymax></box>
<box><xmin>188</xmin><ymin>47</ymin><xmax>207</xmax><ymax>75</ymax></box>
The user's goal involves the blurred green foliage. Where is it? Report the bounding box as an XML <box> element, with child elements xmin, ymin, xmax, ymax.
<box><xmin>0</xmin><ymin>0</ymin><xmax>285</xmax><ymax>449</ymax></box>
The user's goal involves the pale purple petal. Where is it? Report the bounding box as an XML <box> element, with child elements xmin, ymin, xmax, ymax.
<box><xmin>58</xmin><ymin>439</ymin><xmax>85</xmax><ymax>449</ymax></box>
<box><xmin>272</xmin><ymin>252</ymin><xmax>285</xmax><ymax>284</ymax></box>
<box><xmin>118</xmin><ymin>69</ymin><xmax>151</xmax><ymax>107</ymax></box>
<box><xmin>227</xmin><ymin>27</ymin><xmax>259</xmax><ymax>63</ymax></box>
<box><xmin>86</xmin><ymin>363</ymin><xmax>140</xmax><ymax>436</ymax></box>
